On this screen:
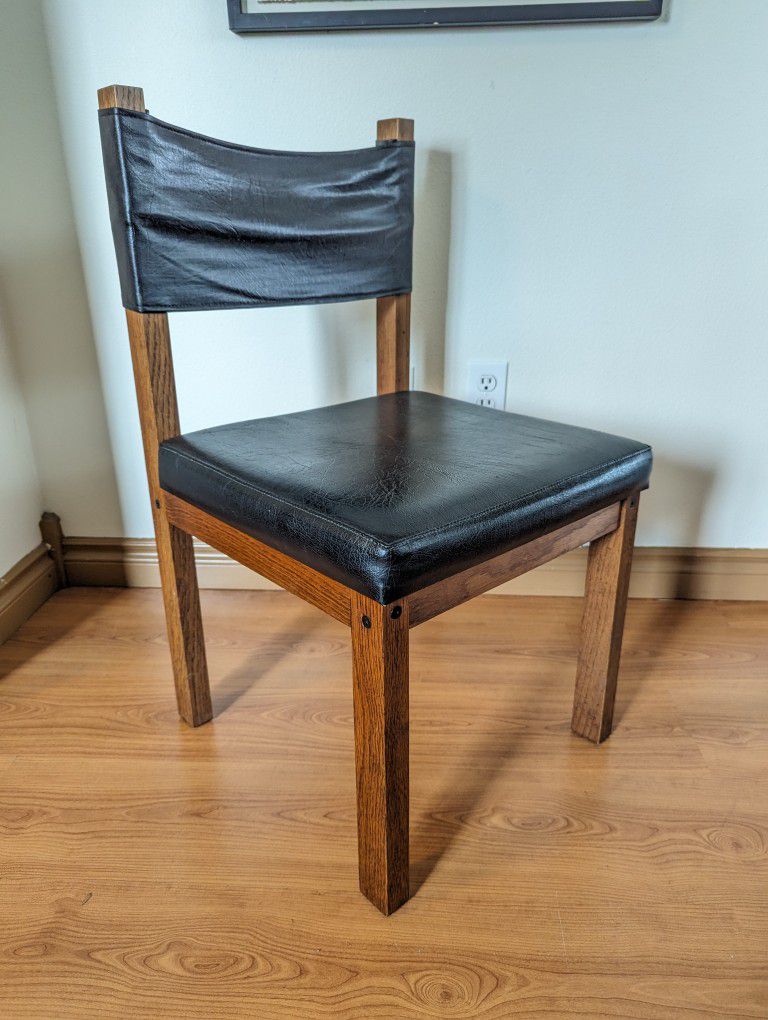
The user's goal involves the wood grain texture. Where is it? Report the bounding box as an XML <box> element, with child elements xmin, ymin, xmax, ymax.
<box><xmin>375</xmin><ymin>118</ymin><xmax>413</xmax><ymax>396</ymax></box>
<box><xmin>376</xmin><ymin>294</ymin><xmax>411</xmax><ymax>395</ymax></box>
<box><xmin>572</xmin><ymin>492</ymin><xmax>640</xmax><ymax>743</ymax></box>
<box><xmin>350</xmin><ymin>593</ymin><xmax>410</xmax><ymax>914</ymax></box>
<box><xmin>123</xmin><ymin>311</ymin><xmax>211</xmax><ymax>728</ymax></box>
<box><xmin>1</xmin><ymin>588</ymin><xmax>766</xmax><ymax>1017</ymax></box>
<box><xmin>408</xmin><ymin>503</ymin><xmax>620</xmax><ymax>627</ymax></box>
<box><xmin>376</xmin><ymin>117</ymin><xmax>414</xmax><ymax>143</ymax></box>
<box><xmin>164</xmin><ymin>492</ymin><xmax>352</xmax><ymax>626</ymax></box>
<box><xmin>97</xmin><ymin>83</ymin><xmax>146</xmax><ymax>112</ymax></box>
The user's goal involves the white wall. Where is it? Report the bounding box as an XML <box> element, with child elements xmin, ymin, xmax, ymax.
<box><xmin>0</xmin><ymin>1</ymin><xmax>122</xmax><ymax>547</ymax></box>
<box><xmin>0</xmin><ymin>0</ymin><xmax>96</xmax><ymax>573</ymax></box>
<box><xmin>42</xmin><ymin>0</ymin><xmax>768</xmax><ymax>548</ymax></box>
<box><xmin>0</xmin><ymin>325</ymin><xmax>42</xmax><ymax>575</ymax></box>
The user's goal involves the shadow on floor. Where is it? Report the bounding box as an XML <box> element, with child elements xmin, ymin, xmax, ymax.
<box><xmin>0</xmin><ymin>586</ymin><xmax>126</xmax><ymax>684</ymax></box>
<box><xmin>209</xmin><ymin>597</ymin><xmax>328</xmax><ymax>716</ymax></box>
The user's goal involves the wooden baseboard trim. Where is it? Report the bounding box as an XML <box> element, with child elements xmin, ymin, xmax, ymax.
<box><xmin>0</xmin><ymin>544</ymin><xmax>58</xmax><ymax>644</ymax></box>
<box><xmin>62</xmin><ymin>537</ymin><xmax>768</xmax><ymax>601</ymax></box>
<box><xmin>63</xmin><ymin>537</ymin><xmax>276</xmax><ymax>591</ymax></box>
<box><xmin>499</xmin><ymin>545</ymin><xmax>768</xmax><ymax>601</ymax></box>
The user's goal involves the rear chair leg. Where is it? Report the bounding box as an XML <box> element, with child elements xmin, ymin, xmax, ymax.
<box><xmin>572</xmin><ymin>492</ymin><xmax>640</xmax><ymax>743</ymax></box>
<box><xmin>350</xmin><ymin>592</ymin><xmax>410</xmax><ymax>915</ymax></box>
<box><xmin>154</xmin><ymin>504</ymin><xmax>212</xmax><ymax>728</ymax></box>
<box><xmin>125</xmin><ymin>307</ymin><xmax>212</xmax><ymax>729</ymax></box>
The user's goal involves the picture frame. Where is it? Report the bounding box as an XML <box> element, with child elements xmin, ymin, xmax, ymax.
<box><xmin>227</xmin><ymin>0</ymin><xmax>663</xmax><ymax>34</ymax></box>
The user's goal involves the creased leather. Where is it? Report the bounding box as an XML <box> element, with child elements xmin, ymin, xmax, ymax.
<box><xmin>98</xmin><ymin>108</ymin><xmax>414</xmax><ymax>312</ymax></box>
<box><xmin>159</xmin><ymin>391</ymin><xmax>652</xmax><ymax>603</ymax></box>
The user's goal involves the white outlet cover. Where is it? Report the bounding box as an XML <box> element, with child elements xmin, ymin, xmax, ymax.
<box><xmin>466</xmin><ymin>360</ymin><xmax>508</xmax><ymax>410</ymax></box>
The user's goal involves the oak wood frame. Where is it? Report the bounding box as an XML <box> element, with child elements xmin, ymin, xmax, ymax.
<box><xmin>100</xmin><ymin>84</ymin><xmax>642</xmax><ymax>914</ymax></box>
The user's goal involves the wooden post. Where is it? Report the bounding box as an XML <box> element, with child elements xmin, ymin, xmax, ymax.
<box><xmin>39</xmin><ymin>512</ymin><xmax>67</xmax><ymax>588</ymax></box>
<box><xmin>98</xmin><ymin>85</ymin><xmax>212</xmax><ymax>728</ymax></box>
<box><xmin>571</xmin><ymin>492</ymin><xmax>640</xmax><ymax>743</ymax></box>
<box><xmin>351</xmin><ymin>592</ymin><xmax>410</xmax><ymax>914</ymax></box>
<box><xmin>376</xmin><ymin>118</ymin><xmax>413</xmax><ymax>395</ymax></box>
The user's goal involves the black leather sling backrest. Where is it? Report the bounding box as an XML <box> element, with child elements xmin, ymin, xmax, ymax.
<box><xmin>98</xmin><ymin>108</ymin><xmax>415</xmax><ymax>314</ymax></box>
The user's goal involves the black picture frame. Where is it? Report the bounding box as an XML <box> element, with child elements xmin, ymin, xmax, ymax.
<box><xmin>227</xmin><ymin>0</ymin><xmax>663</xmax><ymax>34</ymax></box>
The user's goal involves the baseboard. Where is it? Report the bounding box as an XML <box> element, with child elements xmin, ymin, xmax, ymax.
<box><xmin>499</xmin><ymin>546</ymin><xmax>768</xmax><ymax>600</ymax></box>
<box><xmin>0</xmin><ymin>544</ymin><xmax>58</xmax><ymax>643</ymax></box>
<box><xmin>62</xmin><ymin>536</ymin><xmax>768</xmax><ymax>601</ymax></box>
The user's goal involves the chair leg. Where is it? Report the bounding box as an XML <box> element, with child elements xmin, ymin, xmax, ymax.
<box><xmin>123</xmin><ymin>309</ymin><xmax>212</xmax><ymax>729</ymax></box>
<box><xmin>572</xmin><ymin>492</ymin><xmax>640</xmax><ymax>744</ymax></box>
<box><xmin>154</xmin><ymin>505</ymin><xmax>212</xmax><ymax>728</ymax></box>
<box><xmin>350</xmin><ymin>592</ymin><xmax>410</xmax><ymax>915</ymax></box>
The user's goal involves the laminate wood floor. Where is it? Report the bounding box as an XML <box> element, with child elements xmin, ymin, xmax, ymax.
<box><xmin>0</xmin><ymin>588</ymin><xmax>766</xmax><ymax>1018</ymax></box>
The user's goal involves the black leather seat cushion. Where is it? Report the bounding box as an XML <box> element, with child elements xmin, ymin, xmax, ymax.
<box><xmin>159</xmin><ymin>391</ymin><xmax>652</xmax><ymax>604</ymax></box>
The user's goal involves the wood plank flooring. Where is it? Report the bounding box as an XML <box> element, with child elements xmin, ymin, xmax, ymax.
<box><xmin>0</xmin><ymin>588</ymin><xmax>766</xmax><ymax>1018</ymax></box>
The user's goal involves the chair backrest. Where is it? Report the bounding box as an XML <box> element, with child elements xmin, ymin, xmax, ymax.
<box><xmin>98</xmin><ymin>93</ymin><xmax>414</xmax><ymax>316</ymax></box>
<box><xmin>98</xmin><ymin>81</ymin><xmax>412</xmax><ymax>489</ymax></box>
<box><xmin>98</xmin><ymin>85</ymin><xmax>413</xmax><ymax>397</ymax></box>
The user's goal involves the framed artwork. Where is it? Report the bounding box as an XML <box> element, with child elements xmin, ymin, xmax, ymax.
<box><xmin>227</xmin><ymin>0</ymin><xmax>663</xmax><ymax>34</ymax></box>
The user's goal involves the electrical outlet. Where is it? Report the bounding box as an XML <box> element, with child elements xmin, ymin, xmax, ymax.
<box><xmin>466</xmin><ymin>360</ymin><xmax>508</xmax><ymax>410</ymax></box>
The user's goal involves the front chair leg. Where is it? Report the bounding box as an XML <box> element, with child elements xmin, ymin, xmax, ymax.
<box><xmin>572</xmin><ymin>492</ymin><xmax>640</xmax><ymax>744</ymax></box>
<box><xmin>350</xmin><ymin>592</ymin><xmax>410</xmax><ymax>915</ymax></box>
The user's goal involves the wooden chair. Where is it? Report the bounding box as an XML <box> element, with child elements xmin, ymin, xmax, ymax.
<box><xmin>97</xmin><ymin>84</ymin><xmax>652</xmax><ymax>915</ymax></box>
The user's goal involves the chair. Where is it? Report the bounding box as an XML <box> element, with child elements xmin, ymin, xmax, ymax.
<box><xmin>97</xmin><ymin>84</ymin><xmax>652</xmax><ymax>915</ymax></box>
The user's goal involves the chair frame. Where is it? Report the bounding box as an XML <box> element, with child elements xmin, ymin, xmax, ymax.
<box><xmin>99</xmin><ymin>84</ymin><xmax>642</xmax><ymax>915</ymax></box>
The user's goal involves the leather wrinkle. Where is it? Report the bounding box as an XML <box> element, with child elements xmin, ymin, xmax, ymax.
<box><xmin>158</xmin><ymin>392</ymin><xmax>653</xmax><ymax>603</ymax></box>
<box><xmin>98</xmin><ymin>107</ymin><xmax>414</xmax><ymax>313</ymax></box>
<box><xmin>162</xmin><ymin>440</ymin><xmax>649</xmax><ymax>552</ymax></box>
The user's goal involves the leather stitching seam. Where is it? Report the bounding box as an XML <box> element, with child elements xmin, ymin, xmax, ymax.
<box><xmin>162</xmin><ymin>444</ymin><xmax>650</xmax><ymax>555</ymax></box>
